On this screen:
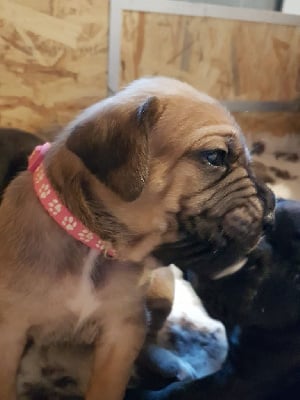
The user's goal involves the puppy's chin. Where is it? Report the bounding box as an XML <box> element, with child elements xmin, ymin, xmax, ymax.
<box><xmin>153</xmin><ymin>202</ymin><xmax>266</xmax><ymax>279</ymax></box>
<box><xmin>152</xmin><ymin>231</ymin><xmax>259</xmax><ymax>280</ymax></box>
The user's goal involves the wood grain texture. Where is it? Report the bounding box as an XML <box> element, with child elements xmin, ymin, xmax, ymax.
<box><xmin>121</xmin><ymin>11</ymin><xmax>300</xmax><ymax>102</ymax></box>
<box><xmin>234</xmin><ymin>112</ymin><xmax>300</xmax><ymax>136</ymax></box>
<box><xmin>1</xmin><ymin>3</ymin><xmax>299</xmax><ymax>137</ymax></box>
<box><xmin>0</xmin><ymin>0</ymin><xmax>109</xmax><ymax>133</ymax></box>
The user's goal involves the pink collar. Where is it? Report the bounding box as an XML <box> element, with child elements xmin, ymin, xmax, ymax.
<box><xmin>28</xmin><ymin>143</ymin><xmax>116</xmax><ymax>258</ymax></box>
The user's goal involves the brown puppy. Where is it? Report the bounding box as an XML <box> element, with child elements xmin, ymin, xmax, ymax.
<box><xmin>0</xmin><ymin>77</ymin><xmax>273</xmax><ymax>400</ymax></box>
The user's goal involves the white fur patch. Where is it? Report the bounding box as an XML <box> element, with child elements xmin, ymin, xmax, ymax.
<box><xmin>155</xmin><ymin>265</ymin><xmax>228</xmax><ymax>379</ymax></box>
<box><xmin>169</xmin><ymin>265</ymin><xmax>226</xmax><ymax>335</ymax></box>
<box><xmin>67</xmin><ymin>249</ymin><xmax>100</xmax><ymax>325</ymax></box>
<box><xmin>212</xmin><ymin>258</ymin><xmax>247</xmax><ymax>280</ymax></box>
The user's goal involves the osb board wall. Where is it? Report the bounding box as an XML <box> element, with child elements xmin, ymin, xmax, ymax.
<box><xmin>0</xmin><ymin>3</ymin><xmax>299</xmax><ymax>136</ymax></box>
<box><xmin>233</xmin><ymin>112</ymin><xmax>300</xmax><ymax>136</ymax></box>
<box><xmin>0</xmin><ymin>0</ymin><xmax>109</xmax><ymax>133</ymax></box>
<box><xmin>120</xmin><ymin>11</ymin><xmax>300</xmax><ymax>102</ymax></box>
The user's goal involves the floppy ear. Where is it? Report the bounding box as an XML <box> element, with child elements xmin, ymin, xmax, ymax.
<box><xmin>66</xmin><ymin>96</ymin><xmax>160</xmax><ymax>201</ymax></box>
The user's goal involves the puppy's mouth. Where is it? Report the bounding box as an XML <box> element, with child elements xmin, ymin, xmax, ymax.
<box><xmin>152</xmin><ymin>211</ymin><xmax>264</xmax><ymax>279</ymax></box>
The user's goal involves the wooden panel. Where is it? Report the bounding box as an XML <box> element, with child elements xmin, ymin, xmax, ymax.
<box><xmin>0</xmin><ymin>0</ymin><xmax>109</xmax><ymax>133</ymax></box>
<box><xmin>121</xmin><ymin>11</ymin><xmax>300</xmax><ymax>102</ymax></box>
<box><xmin>234</xmin><ymin>112</ymin><xmax>300</xmax><ymax>136</ymax></box>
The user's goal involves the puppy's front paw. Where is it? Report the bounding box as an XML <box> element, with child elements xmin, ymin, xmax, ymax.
<box><xmin>175</xmin><ymin>360</ymin><xmax>198</xmax><ymax>381</ymax></box>
<box><xmin>137</xmin><ymin>344</ymin><xmax>197</xmax><ymax>383</ymax></box>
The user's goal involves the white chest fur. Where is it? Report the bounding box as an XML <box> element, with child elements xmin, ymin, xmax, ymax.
<box><xmin>67</xmin><ymin>249</ymin><xmax>101</xmax><ymax>325</ymax></box>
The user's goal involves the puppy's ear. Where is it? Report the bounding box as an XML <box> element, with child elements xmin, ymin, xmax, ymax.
<box><xmin>66</xmin><ymin>96</ymin><xmax>160</xmax><ymax>201</ymax></box>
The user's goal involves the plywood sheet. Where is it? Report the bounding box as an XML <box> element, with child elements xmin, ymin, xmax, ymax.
<box><xmin>0</xmin><ymin>0</ymin><xmax>109</xmax><ymax>132</ymax></box>
<box><xmin>121</xmin><ymin>11</ymin><xmax>300</xmax><ymax>102</ymax></box>
<box><xmin>234</xmin><ymin>112</ymin><xmax>300</xmax><ymax>136</ymax></box>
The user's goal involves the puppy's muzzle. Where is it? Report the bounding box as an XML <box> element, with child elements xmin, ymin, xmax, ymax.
<box><xmin>255</xmin><ymin>178</ymin><xmax>276</xmax><ymax>233</ymax></box>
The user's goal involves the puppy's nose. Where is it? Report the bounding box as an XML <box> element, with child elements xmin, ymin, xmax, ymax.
<box><xmin>262</xmin><ymin>185</ymin><xmax>275</xmax><ymax>234</ymax></box>
<box><xmin>254</xmin><ymin>178</ymin><xmax>276</xmax><ymax>221</ymax></box>
<box><xmin>264</xmin><ymin>187</ymin><xmax>276</xmax><ymax>216</ymax></box>
<box><xmin>263</xmin><ymin>211</ymin><xmax>274</xmax><ymax>233</ymax></box>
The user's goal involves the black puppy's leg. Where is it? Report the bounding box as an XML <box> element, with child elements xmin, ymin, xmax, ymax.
<box><xmin>124</xmin><ymin>376</ymin><xmax>218</xmax><ymax>400</ymax></box>
<box><xmin>138</xmin><ymin>344</ymin><xmax>198</xmax><ymax>384</ymax></box>
<box><xmin>125</xmin><ymin>380</ymin><xmax>204</xmax><ymax>400</ymax></box>
<box><xmin>125</xmin><ymin>366</ymin><xmax>265</xmax><ymax>400</ymax></box>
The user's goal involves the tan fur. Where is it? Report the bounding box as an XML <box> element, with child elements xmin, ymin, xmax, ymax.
<box><xmin>0</xmin><ymin>77</ymin><xmax>272</xmax><ymax>400</ymax></box>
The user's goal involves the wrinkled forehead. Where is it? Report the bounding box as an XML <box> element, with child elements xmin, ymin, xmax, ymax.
<box><xmin>117</xmin><ymin>77</ymin><xmax>247</xmax><ymax>158</ymax></box>
<box><xmin>150</xmin><ymin>94</ymin><xmax>246</xmax><ymax>158</ymax></box>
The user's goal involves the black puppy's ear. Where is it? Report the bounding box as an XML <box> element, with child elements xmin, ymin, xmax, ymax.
<box><xmin>66</xmin><ymin>96</ymin><xmax>160</xmax><ymax>201</ymax></box>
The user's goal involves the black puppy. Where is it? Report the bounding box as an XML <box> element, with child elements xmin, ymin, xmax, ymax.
<box><xmin>0</xmin><ymin>128</ymin><xmax>43</xmax><ymax>200</ymax></box>
<box><xmin>126</xmin><ymin>198</ymin><xmax>300</xmax><ymax>400</ymax></box>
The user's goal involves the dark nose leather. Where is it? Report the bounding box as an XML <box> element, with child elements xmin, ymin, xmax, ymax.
<box><xmin>255</xmin><ymin>179</ymin><xmax>276</xmax><ymax>219</ymax></box>
<box><xmin>263</xmin><ymin>211</ymin><xmax>274</xmax><ymax>233</ymax></box>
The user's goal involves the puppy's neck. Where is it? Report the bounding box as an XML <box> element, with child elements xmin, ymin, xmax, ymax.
<box><xmin>43</xmin><ymin>145</ymin><xmax>166</xmax><ymax>263</ymax></box>
<box><xmin>44</xmin><ymin>146</ymin><xmax>126</xmax><ymax>247</ymax></box>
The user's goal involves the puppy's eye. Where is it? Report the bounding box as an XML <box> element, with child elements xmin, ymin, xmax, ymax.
<box><xmin>202</xmin><ymin>150</ymin><xmax>227</xmax><ymax>167</ymax></box>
